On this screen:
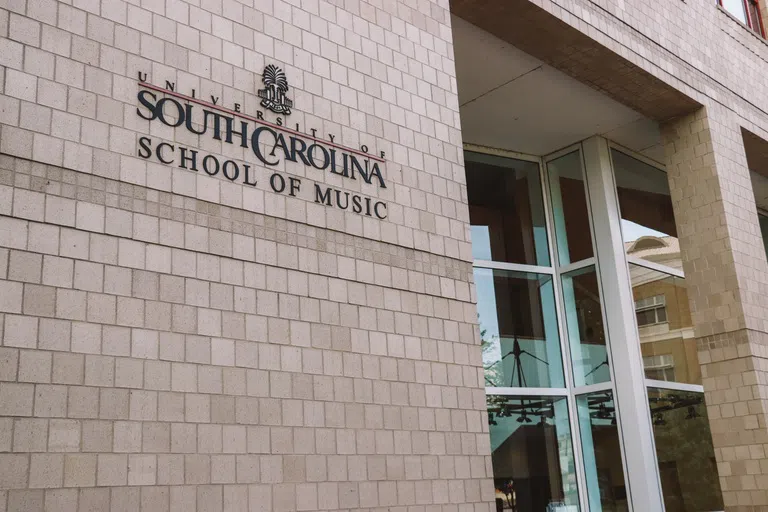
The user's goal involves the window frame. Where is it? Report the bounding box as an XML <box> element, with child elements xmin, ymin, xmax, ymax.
<box><xmin>643</xmin><ymin>354</ymin><xmax>676</xmax><ymax>382</ymax></box>
<box><xmin>747</xmin><ymin>0</ymin><xmax>767</xmax><ymax>35</ymax></box>
<box><xmin>635</xmin><ymin>294</ymin><xmax>668</xmax><ymax>327</ymax></box>
<box><xmin>719</xmin><ymin>0</ymin><xmax>766</xmax><ymax>36</ymax></box>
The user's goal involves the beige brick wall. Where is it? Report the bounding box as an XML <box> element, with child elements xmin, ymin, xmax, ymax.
<box><xmin>8</xmin><ymin>0</ymin><xmax>768</xmax><ymax>509</ymax></box>
<box><xmin>0</xmin><ymin>0</ymin><xmax>495</xmax><ymax>510</ymax></box>
<box><xmin>0</xmin><ymin>151</ymin><xmax>494</xmax><ymax>510</ymax></box>
<box><xmin>662</xmin><ymin>107</ymin><xmax>768</xmax><ymax>509</ymax></box>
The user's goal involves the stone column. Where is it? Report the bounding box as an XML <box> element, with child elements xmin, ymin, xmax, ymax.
<box><xmin>662</xmin><ymin>105</ymin><xmax>768</xmax><ymax>510</ymax></box>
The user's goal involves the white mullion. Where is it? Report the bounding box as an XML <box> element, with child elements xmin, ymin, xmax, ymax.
<box><xmin>471</xmin><ymin>259</ymin><xmax>554</xmax><ymax>275</ymax></box>
<box><xmin>582</xmin><ymin>136</ymin><xmax>666</xmax><ymax>511</ymax></box>
<box><xmin>626</xmin><ymin>255</ymin><xmax>685</xmax><ymax>279</ymax></box>
<box><xmin>542</xmin><ymin>147</ymin><xmax>591</xmax><ymax>512</ymax></box>
<box><xmin>558</xmin><ymin>257</ymin><xmax>596</xmax><ymax>276</ymax></box>
<box><xmin>572</xmin><ymin>381</ymin><xmax>615</xmax><ymax>396</ymax></box>
<box><xmin>462</xmin><ymin>143</ymin><xmax>541</xmax><ymax>164</ymax></box>
<box><xmin>645</xmin><ymin>379</ymin><xmax>705</xmax><ymax>394</ymax></box>
<box><xmin>581</xmin><ymin>139</ymin><xmax>638</xmax><ymax>512</ymax></box>
<box><xmin>565</xmin><ymin>391</ymin><xmax>590</xmax><ymax>512</ymax></box>
<box><xmin>544</xmin><ymin>142</ymin><xmax>584</xmax><ymax>164</ymax></box>
<box><xmin>484</xmin><ymin>386</ymin><xmax>568</xmax><ymax>397</ymax></box>
<box><xmin>605</xmin><ymin>139</ymin><xmax>666</xmax><ymax>169</ymax></box>
<box><xmin>541</xmin><ymin>157</ymin><xmax>577</xmax><ymax>393</ymax></box>
<box><xmin>572</xmin><ymin>147</ymin><xmax>616</xmax><ymax>391</ymax></box>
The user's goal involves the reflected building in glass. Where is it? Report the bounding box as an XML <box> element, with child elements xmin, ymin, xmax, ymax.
<box><xmin>627</xmin><ymin>249</ymin><xmax>700</xmax><ymax>386</ymax></box>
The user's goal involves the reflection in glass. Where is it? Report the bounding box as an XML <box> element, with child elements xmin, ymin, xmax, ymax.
<box><xmin>488</xmin><ymin>395</ymin><xmax>580</xmax><ymax>511</ymax></box>
<box><xmin>475</xmin><ymin>268</ymin><xmax>564</xmax><ymax>388</ymax></box>
<box><xmin>647</xmin><ymin>388</ymin><xmax>723</xmax><ymax>512</ymax></box>
<box><xmin>629</xmin><ymin>265</ymin><xmax>700</xmax><ymax>385</ymax></box>
<box><xmin>721</xmin><ymin>0</ymin><xmax>748</xmax><ymax>23</ymax></box>
<box><xmin>547</xmin><ymin>151</ymin><xmax>593</xmax><ymax>265</ymax></box>
<box><xmin>611</xmin><ymin>149</ymin><xmax>680</xmax><ymax>269</ymax></box>
<box><xmin>466</xmin><ymin>151</ymin><xmax>550</xmax><ymax>266</ymax></box>
<box><xmin>561</xmin><ymin>266</ymin><xmax>609</xmax><ymax>386</ymax></box>
<box><xmin>576</xmin><ymin>392</ymin><xmax>628</xmax><ymax>512</ymax></box>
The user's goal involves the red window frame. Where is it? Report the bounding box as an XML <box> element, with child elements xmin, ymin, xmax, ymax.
<box><xmin>746</xmin><ymin>0</ymin><xmax>766</xmax><ymax>35</ymax></box>
<box><xmin>719</xmin><ymin>0</ymin><xmax>766</xmax><ymax>36</ymax></box>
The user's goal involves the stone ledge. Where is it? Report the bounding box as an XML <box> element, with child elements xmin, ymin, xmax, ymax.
<box><xmin>698</xmin><ymin>328</ymin><xmax>768</xmax><ymax>362</ymax></box>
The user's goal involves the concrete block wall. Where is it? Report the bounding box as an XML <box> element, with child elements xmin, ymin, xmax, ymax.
<box><xmin>0</xmin><ymin>0</ymin><xmax>496</xmax><ymax>510</ymax></box>
<box><xmin>662</xmin><ymin>107</ymin><xmax>768</xmax><ymax>509</ymax></box>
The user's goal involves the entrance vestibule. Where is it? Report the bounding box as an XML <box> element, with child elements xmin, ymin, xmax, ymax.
<box><xmin>452</xmin><ymin>13</ymin><xmax>725</xmax><ymax>511</ymax></box>
<box><xmin>467</xmin><ymin>140</ymin><xmax>723</xmax><ymax>512</ymax></box>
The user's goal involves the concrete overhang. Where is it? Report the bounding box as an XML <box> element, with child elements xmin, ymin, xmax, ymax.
<box><xmin>450</xmin><ymin>0</ymin><xmax>701</xmax><ymax>123</ymax></box>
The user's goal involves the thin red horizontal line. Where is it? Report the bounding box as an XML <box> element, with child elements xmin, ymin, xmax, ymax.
<box><xmin>138</xmin><ymin>81</ymin><xmax>385</xmax><ymax>163</ymax></box>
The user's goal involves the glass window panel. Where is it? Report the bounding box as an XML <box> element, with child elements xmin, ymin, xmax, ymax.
<box><xmin>629</xmin><ymin>264</ymin><xmax>700</xmax><ymax>385</ymax></box>
<box><xmin>722</xmin><ymin>0</ymin><xmax>748</xmax><ymax>23</ymax></box>
<box><xmin>561</xmin><ymin>266</ymin><xmax>609</xmax><ymax>386</ymax></box>
<box><xmin>643</xmin><ymin>355</ymin><xmax>676</xmax><ymax>382</ymax></box>
<box><xmin>466</xmin><ymin>151</ymin><xmax>550</xmax><ymax>266</ymax></box>
<box><xmin>576</xmin><ymin>391</ymin><xmax>628</xmax><ymax>512</ymax></box>
<box><xmin>635</xmin><ymin>303</ymin><xmax>667</xmax><ymax>327</ymax></box>
<box><xmin>475</xmin><ymin>268</ymin><xmax>565</xmax><ymax>388</ymax></box>
<box><xmin>611</xmin><ymin>149</ymin><xmax>680</xmax><ymax>270</ymax></box>
<box><xmin>547</xmin><ymin>150</ymin><xmax>594</xmax><ymax>265</ymax></box>
<box><xmin>647</xmin><ymin>388</ymin><xmax>724</xmax><ymax>512</ymax></box>
<box><xmin>487</xmin><ymin>395</ymin><xmax>580</xmax><ymax>511</ymax></box>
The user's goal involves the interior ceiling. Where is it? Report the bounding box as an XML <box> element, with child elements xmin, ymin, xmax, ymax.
<box><xmin>453</xmin><ymin>16</ymin><xmax>664</xmax><ymax>162</ymax></box>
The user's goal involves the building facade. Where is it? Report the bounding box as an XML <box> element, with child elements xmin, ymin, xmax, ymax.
<box><xmin>1</xmin><ymin>0</ymin><xmax>768</xmax><ymax>511</ymax></box>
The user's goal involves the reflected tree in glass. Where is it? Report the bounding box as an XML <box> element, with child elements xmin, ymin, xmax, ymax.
<box><xmin>647</xmin><ymin>388</ymin><xmax>723</xmax><ymax>512</ymax></box>
<box><xmin>488</xmin><ymin>395</ymin><xmax>580</xmax><ymax>511</ymax></box>
<box><xmin>475</xmin><ymin>268</ymin><xmax>565</xmax><ymax>388</ymax></box>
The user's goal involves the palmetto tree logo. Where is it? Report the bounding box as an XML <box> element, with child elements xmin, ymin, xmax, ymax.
<box><xmin>257</xmin><ymin>64</ymin><xmax>292</xmax><ymax>115</ymax></box>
